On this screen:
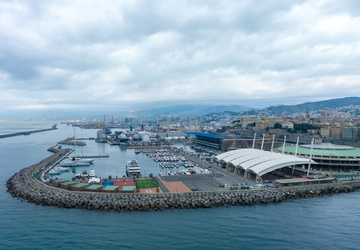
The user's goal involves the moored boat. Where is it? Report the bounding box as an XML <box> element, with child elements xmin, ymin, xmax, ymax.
<box><xmin>75</xmin><ymin>169</ymin><xmax>96</xmax><ymax>178</ymax></box>
<box><xmin>89</xmin><ymin>169</ymin><xmax>96</xmax><ymax>177</ymax></box>
<box><xmin>48</xmin><ymin>166</ymin><xmax>70</xmax><ymax>175</ymax></box>
<box><xmin>126</xmin><ymin>158</ymin><xmax>141</xmax><ymax>178</ymax></box>
<box><xmin>60</xmin><ymin>159</ymin><xmax>91</xmax><ymax>167</ymax></box>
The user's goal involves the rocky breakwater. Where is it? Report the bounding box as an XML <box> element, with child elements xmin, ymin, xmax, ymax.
<box><xmin>58</xmin><ymin>138</ymin><xmax>86</xmax><ymax>146</ymax></box>
<box><xmin>281</xmin><ymin>184</ymin><xmax>356</xmax><ymax>199</ymax></box>
<box><xmin>6</xmin><ymin>154</ymin><xmax>360</xmax><ymax>211</ymax></box>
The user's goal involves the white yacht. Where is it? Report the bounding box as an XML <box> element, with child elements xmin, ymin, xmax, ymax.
<box><xmin>60</xmin><ymin>158</ymin><xmax>91</xmax><ymax>167</ymax></box>
<box><xmin>48</xmin><ymin>166</ymin><xmax>70</xmax><ymax>175</ymax></box>
<box><xmin>126</xmin><ymin>158</ymin><xmax>141</xmax><ymax>178</ymax></box>
<box><xmin>89</xmin><ymin>169</ymin><xmax>96</xmax><ymax>177</ymax></box>
<box><xmin>61</xmin><ymin>127</ymin><xmax>95</xmax><ymax>167</ymax></box>
<box><xmin>75</xmin><ymin>169</ymin><xmax>96</xmax><ymax>178</ymax></box>
<box><xmin>69</xmin><ymin>156</ymin><xmax>94</xmax><ymax>164</ymax></box>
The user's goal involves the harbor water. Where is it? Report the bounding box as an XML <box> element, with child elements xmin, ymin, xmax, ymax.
<box><xmin>1</xmin><ymin>122</ymin><xmax>360</xmax><ymax>249</ymax></box>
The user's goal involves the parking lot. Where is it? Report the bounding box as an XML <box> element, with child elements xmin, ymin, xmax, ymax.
<box><xmin>163</xmin><ymin>174</ymin><xmax>223</xmax><ymax>191</ymax></box>
<box><xmin>162</xmin><ymin>165</ymin><xmax>255</xmax><ymax>192</ymax></box>
<box><xmin>154</xmin><ymin>145</ymin><xmax>259</xmax><ymax>192</ymax></box>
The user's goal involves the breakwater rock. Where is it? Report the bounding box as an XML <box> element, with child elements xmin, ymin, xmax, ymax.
<box><xmin>6</xmin><ymin>153</ymin><xmax>360</xmax><ymax>211</ymax></box>
<box><xmin>58</xmin><ymin>138</ymin><xmax>86</xmax><ymax>146</ymax></box>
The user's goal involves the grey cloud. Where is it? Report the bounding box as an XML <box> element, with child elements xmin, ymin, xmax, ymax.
<box><xmin>0</xmin><ymin>0</ymin><xmax>359</xmax><ymax>116</ymax></box>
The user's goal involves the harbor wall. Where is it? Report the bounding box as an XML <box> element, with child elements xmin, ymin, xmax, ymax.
<box><xmin>6</xmin><ymin>153</ymin><xmax>360</xmax><ymax>211</ymax></box>
<box><xmin>0</xmin><ymin>126</ymin><xmax>57</xmax><ymax>139</ymax></box>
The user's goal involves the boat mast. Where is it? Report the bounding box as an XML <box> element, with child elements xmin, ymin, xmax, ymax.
<box><xmin>73</xmin><ymin>126</ymin><xmax>76</xmax><ymax>158</ymax></box>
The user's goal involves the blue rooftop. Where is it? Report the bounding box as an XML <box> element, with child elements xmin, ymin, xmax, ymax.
<box><xmin>187</xmin><ymin>132</ymin><xmax>233</xmax><ymax>139</ymax></box>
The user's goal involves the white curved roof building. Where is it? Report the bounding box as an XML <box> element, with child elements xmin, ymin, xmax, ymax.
<box><xmin>215</xmin><ymin>149</ymin><xmax>316</xmax><ymax>177</ymax></box>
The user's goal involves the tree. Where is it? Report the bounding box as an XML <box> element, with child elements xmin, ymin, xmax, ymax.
<box><xmin>274</xmin><ymin>123</ymin><xmax>282</xmax><ymax>129</ymax></box>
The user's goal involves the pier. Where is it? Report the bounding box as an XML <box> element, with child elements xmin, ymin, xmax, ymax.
<box><xmin>122</xmin><ymin>145</ymin><xmax>169</xmax><ymax>149</ymax></box>
<box><xmin>58</xmin><ymin>138</ymin><xmax>86</xmax><ymax>146</ymax></box>
<box><xmin>0</xmin><ymin>124</ymin><xmax>57</xmax><ymax>139</ymax></box>
<box><xmin>75</xmin><ymin>154</ymin><xmax>109</xmax><ymax>158</ymax></box>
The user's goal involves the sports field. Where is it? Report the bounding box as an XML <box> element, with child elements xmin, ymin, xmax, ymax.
<box><xmin>135</xmin><ymin>179</ymin><xmax>158</xmax><ymax>189</ymax></box>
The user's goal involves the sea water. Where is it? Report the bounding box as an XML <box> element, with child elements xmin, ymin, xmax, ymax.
<box><xmin>1</xmin><ymin>122</ymin><xmax>360</xmax><ymax>250</ymax></box>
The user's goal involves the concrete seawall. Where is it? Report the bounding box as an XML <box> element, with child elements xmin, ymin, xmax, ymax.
<box><xmin>6</xmin><ymin>152</ymin><xmax>360</xmax><ymax>211</ymax></box>
<box><xmin>0</xmin><ymin>125</ymin><xmax>57</xmax><ymax>139</ymax></box>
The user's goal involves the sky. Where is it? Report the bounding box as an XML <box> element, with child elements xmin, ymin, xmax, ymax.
<box><xmin>1</xmin><ymin>0</ymin><xmax>360</xmax><ymax>118</ymax></box>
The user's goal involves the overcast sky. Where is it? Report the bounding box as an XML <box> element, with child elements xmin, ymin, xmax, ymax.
<box><xmin>1</xmin><ymin>0</ymin><xmax>360</xmax><ymax>116</ymax></box>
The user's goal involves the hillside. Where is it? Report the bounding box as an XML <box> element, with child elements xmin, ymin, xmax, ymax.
<box><xmin>131</xmin><ymin>104</ymin><xmax>253</xmax><ymax>117</ymax></box>
<box><xmin>262</xmin><ymin>97</ymin><xmax>360</xmax><ymax>116</ymax></box>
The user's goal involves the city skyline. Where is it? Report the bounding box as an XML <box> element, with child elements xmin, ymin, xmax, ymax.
<box><xmin>1</xmin><ymin>0</ymin><xmax>360</xmax><ymax>118</ymax></box>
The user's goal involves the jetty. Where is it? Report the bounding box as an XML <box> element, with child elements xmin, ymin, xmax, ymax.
<box><xmin>122</xmin><ymin>145</ymin><xmax>169</xmax><ymax>149</ymax></box>
<box><xmin>0</xmin><ymin>124</ymin><xmax>57</xmax><ymax>139</ymax></box>
<box><xmin>58</xmin><ymin>138</ymin><xmax>87</xmax><ymax>146</ymax></box>
<box><xmin>75</xmin><ymin>154</ymin><xmax>109</xmax><ymax>158</ymax></box>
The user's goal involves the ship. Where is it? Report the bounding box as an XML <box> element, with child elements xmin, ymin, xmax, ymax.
<box><xmin>126</xmin><ymin>158</ymin><xmax>141</xmax><ymax>179</ymax></box>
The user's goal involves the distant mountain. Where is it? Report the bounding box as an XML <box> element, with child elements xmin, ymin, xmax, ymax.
<box><xmin>1</xmin><ymin>105</ymin><xmax>254</xmax><ymax>121</ymax></box>
<box><xmin>6</xmin><ymin>97</ymin><xmax>359</xmax><ymax>121</ymax></box>
<box><xmin>265</xmin><ymin>97</ymin><xmax>360</xmax><ymax>116</ymax></box>
<box><xmin>130</xmin><ymin>105</ymin><xmax>253</xmax><ymax>117</ymax></box>
<box><xmin>201</xmin><ymin>105</ymin><xmax>254</xmax><ymax>115</ymax></box>
<box><xmin>130</xmin><ymin>105</ymin><xmax>211</xmax><ymax>117</ymax></box>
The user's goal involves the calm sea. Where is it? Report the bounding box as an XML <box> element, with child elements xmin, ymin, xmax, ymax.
<box><xmin>1</xmin><ymin>122</ymin><xmax>360</xmax><ymax>250</ymax></box>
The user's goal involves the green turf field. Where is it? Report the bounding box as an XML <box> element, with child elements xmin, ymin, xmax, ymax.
<box><xmin>135</xmin><ymin>179</ymin><xmax>158</xmax><ymax>189</ymax></box>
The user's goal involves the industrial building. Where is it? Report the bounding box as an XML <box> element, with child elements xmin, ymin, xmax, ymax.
<box><xmin>187</xmin><ymin>132</ymin><xmax>282</xmax><ymax>151</ymax></box>
<box><xmin>187</xmin><ymin>132</ymin><xmax>233</xmax><ymax>150</ymax></box>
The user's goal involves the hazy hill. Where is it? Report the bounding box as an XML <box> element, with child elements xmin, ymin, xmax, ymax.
<box><xmin>131</xmin><ymin>105</ymin><xmax>253</xmax><ymax>117</ymax></box>
<box><xmin>5</xmin><ymin>97</ymin><xmax>360</xmax><ymax>121</ymax></box>
<box><xmin>265</xmin><ymin>97</ymin><xmax>360</xmax><ymax>116</ymax></box>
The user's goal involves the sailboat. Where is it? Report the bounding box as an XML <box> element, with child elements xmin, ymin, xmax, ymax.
<box><xmin>60</xmin><ymin>127</ymin><xmax>94</xmax><ymax>167</ymax></box>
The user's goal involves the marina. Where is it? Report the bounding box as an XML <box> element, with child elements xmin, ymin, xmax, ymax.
<box><xmin>7</xmin><ymin>146</ymin><xmax>360</xmax><ymax>210</ymax></box>
<box><xmin>29</xmin><ymin>123</ymin><xmax>360</xmax><ymax>196</ymax></box>
<box><xmin>3</xmin><ymin>122</ymin><xmax>360</xmax><ymax>249</ymax></box>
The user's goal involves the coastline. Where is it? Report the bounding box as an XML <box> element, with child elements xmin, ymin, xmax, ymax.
<box><xmin>6</xmin><ymin>151</ymin><xmax>360</xmax><ymax>211</ymax></box>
